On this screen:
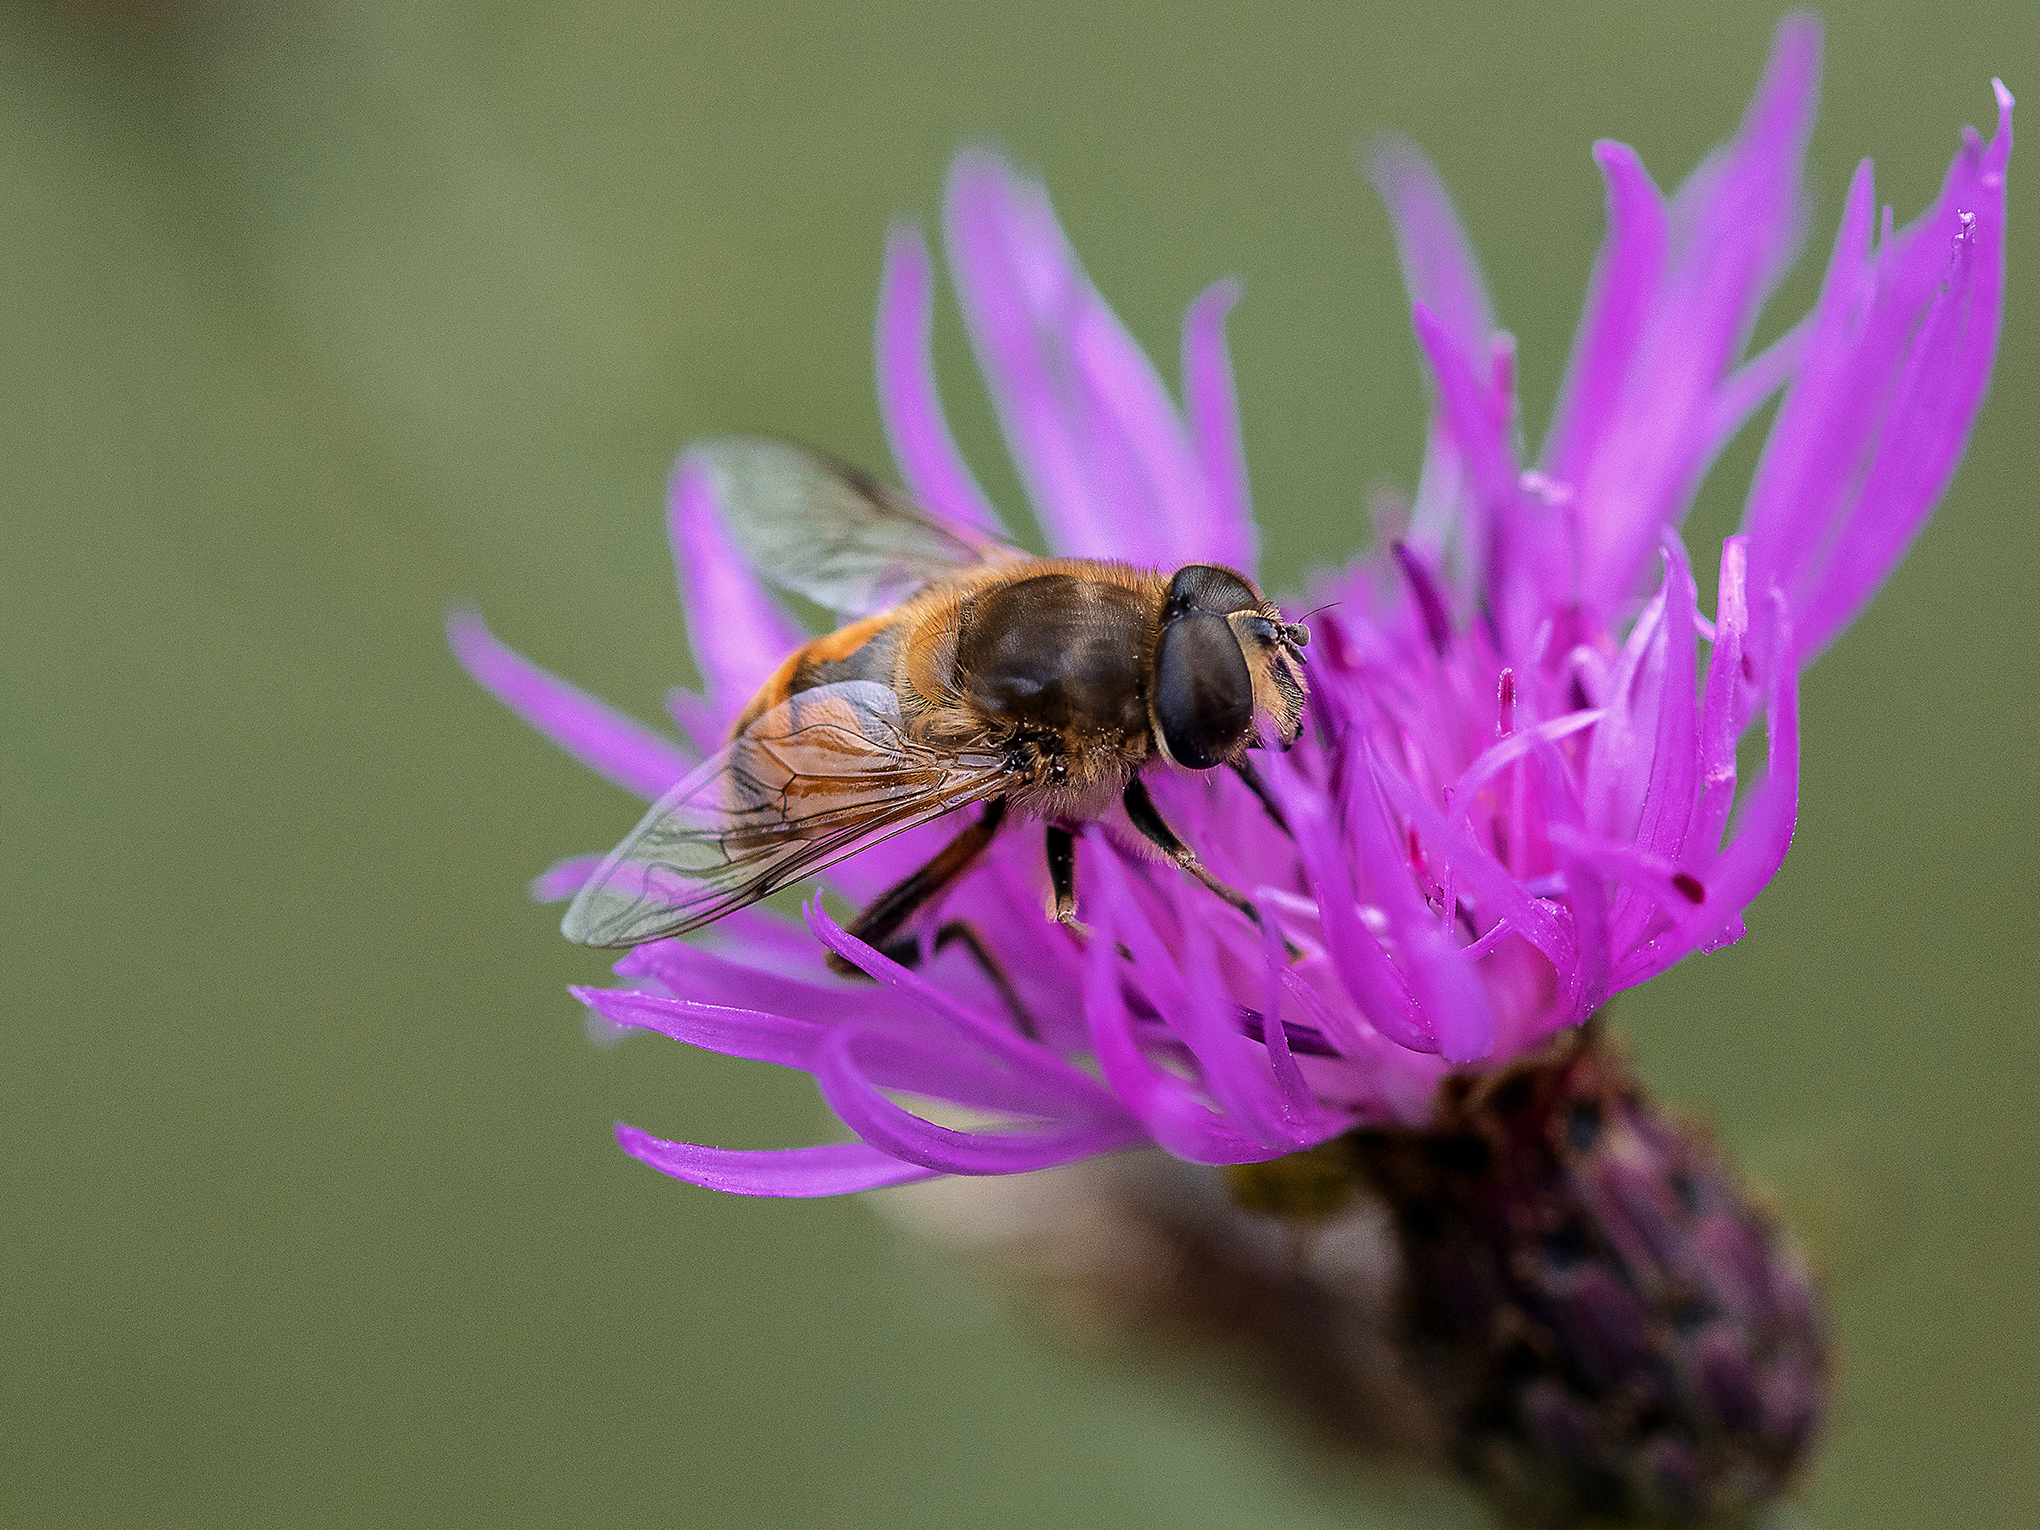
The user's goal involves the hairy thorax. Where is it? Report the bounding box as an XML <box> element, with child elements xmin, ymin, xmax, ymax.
<box><xmin>903</xmin><ymin>561</ymin><xmax>1166</xmax><ymax>814</ymax></box>
<box><xmin>735</xmin><ymin>559</ymin><xmax>1175</xmax><ymax>818</ymax></box>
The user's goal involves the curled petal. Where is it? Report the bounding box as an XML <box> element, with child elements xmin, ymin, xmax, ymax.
<box><xmin>616</xmin><ymin>1128</ymin><xmax>935</xmax><ymax>1197</ymax></box>
<box><xmin>815</xmin><ymin>1025</ymin><xmax>1143</xmax><ymax>1175</ymax></box>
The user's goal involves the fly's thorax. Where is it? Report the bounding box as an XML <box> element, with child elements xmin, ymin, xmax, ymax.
<box><xmin>950</xmin><ymin>570</ymin><xmax>1158</xmax><ymax>737</ymax></box>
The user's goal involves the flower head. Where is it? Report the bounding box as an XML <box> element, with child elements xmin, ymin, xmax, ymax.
<box><xmin>452</xmin><ymin>15</ymin><xmax>2011</xmax><ymax>1198</ymax></box>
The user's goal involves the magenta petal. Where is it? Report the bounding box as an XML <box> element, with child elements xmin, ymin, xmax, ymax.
<box><xmin>577</xmin><ymin>984</ymin><xmax>1078</xmax><ymax>1117</ymax></box>
<box><xmin>1628</xmin><ymin>537</ymin><xmax>1702</xmax><ymax>872</ymax></box>
<box><xmin>1410</xmin><ymin>303</ymin><xmax>1523</xmax><ymax>590</ymax></box>
<box><xmin>616</xmin><ymin>1127</ymin><xmax>936</xmax><ymax>1197</ymax></box>
<box><xmin>531</xmin><ymin>855</ymin><xmax>602</xmax><ymax>903</ymax></box>
<box><xmin>1079</xmin><ymin>879</ymin><xmax>1277</xmax><ymax>1164</ymax></box>
<box><xmin>617</xmin><ymin>937</ymin><xmax>902</xmax><ymax>1026</ymax></box>
<box><xmin>802</xmin><ymin>903</ymin><xmax>1122</xmax><ymax>1110</ymax></box>
<box><xmin>875</xmin><ymin>225</ymin><xmax>1008</xmax><ymax>537</ymax></box>
<box><xmin>667</xmin><ymin>459</ymin><xmax>805</xmax><ymax>729</ymax></box>
<box><xmin>1089</xmin><ymin>842</ymin><xmax>1321</xmax><ymax>1149</ymax></box>
<box><xmin>944</xmin><ymin>151</ymin><xmax>1138</xmax><ymax>561</ymax></box>
<box><xmin>1445</xmin><ymin>711</ymin><xmax>1602</xmax><ymax>824</ymax></box>
<box><xmin>1692</xmin><ymin>657</ymin><xmax>1802</xmax><ymax>947</ymax></box>
<box><xmin>1255</xmin><ymin>912</ymin><xmax>1316</xmax><ymax>1120</ymax></box>
<box><xmin>447</xmin><ymin>608</ymin><xmax>694</xmax><ymax>801</ymax></box>
<box><xmin>1543</xmin><ymin>141</ymin><xmax>1669</xmax><ymax>488</ymax></box>
<box><xmin>575</xmin><ymin>985</ymin><xmax>824</xmax><ymax>1068</ymax></box>
<box><xmin>1181</xmin><ymin>280</ymin><xmax>1258</xmax><ymax>572</ymax></box>
<box><xmin>1618</xmin><ymin>638</ymin><xmax>1801</xmax><ymax>986</ymax></box>
<box><xmin>1370</xmin><ymin>134</ymin><xmax>1497</xmax><ymax>359</ymax></box>
<box><xmin>1276</xmin><ymin>770</ymin><xmax>1433</xmax><ymax>1054</ymax></box>
<box><xmin>1375</xmin><ymin>763</ymin><xmax>1572</xmax><ymax>972</ymax></box>
<box><xmin>1754</xmin><ymin>81</ymin><xmax>2013</xmax><ymax>668</ymax></box>
<box><xmin>1068</xmin><ymin>285</ymin><xmax>1226</xmax><ymax>563</ymax></box>
<box><xmin>1530</xmin><ymin>736</ymin><xmax>1611</xmax><ymax>1024</ymax></box>
<box><xmin>1703</xmin><ymin>318</ymin><xmax>1807</xmax><ymax>456</ymax></box>
<box><xmin>1583</xmin><ymin>572</ymin><xmax>1671</xmax><ymax>842</ymax></box>
<box><xmin>1547</xmin><ymin>828</ymin><xmax>1704</xmax><ymax>928</ymax></box>
<box><xmin>815</xmin><ymin>1024</ymin><xmax>1143</xmax><ymax>1175</ymax></box>
<box><xmin>1347</xmin><ymin>747</ymin><xmax>1496</xmax><ymax>1065</ymax></box>
<box><xmin>1694</xmin><ymin>537</ymin><xmax>1751</xmax><ymax>854</ymax></box>
<box><xmin>1573</xmin><ymin>14</ymin><xmax>1821</xmax><ymax>613</ymax></box>
<box><xmin>943</xmin><ymin>152</ymin><xmax>1220</xmax><ymax>567</ymax></box>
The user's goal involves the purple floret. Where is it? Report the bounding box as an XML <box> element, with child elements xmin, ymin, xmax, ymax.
<box><xmin>450</xmin><ymin>13</ymin><xmax>2011</xmax><ymax>1197</ymax></box>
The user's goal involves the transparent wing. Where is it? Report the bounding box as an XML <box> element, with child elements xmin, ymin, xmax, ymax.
<box><xmin>692</xmin><ymin>436</ymin><xmax>1023</xmax><ymax>615</ymax></box>
<box><xmin>561</xmin><ymin>681</ymin><xmax>1014</xmax><ymax>948</ymax></box>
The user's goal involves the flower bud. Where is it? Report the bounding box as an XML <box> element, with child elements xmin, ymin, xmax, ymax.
<box><xmin>1342</xmin><ymin>1025</ymin><xmax>1828</xmax><ymax>1526</ymax></box>
<box><xmin>888</xmin><ymin>1024</ymin><xmax>1829</xmax><ymax>1527</ymax></box>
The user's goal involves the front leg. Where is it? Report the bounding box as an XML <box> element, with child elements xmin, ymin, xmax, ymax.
<box><xmin>1121</xmin><ymin>776</ymin><xmax>1268</xmax><ymax>929</ymax></box>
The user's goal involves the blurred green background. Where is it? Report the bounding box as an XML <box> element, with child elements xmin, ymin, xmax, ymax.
<box><xmin>4</xmin><ymin>1</ymin><xmax>2032</xmax><ymax>1525</ymax></box>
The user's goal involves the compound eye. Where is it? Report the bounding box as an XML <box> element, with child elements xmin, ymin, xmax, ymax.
<box><xmin>1153</xmin><ymin>612</ymin><xmax>1254</xmax><ymax>770</ymax></box>
<box><xmin>1163</xmin><ymin>564</ymin><xmax>1261</xmax><ymax>620</ymax></box>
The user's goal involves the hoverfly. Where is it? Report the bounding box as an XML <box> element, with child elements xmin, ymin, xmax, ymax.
<box><xmin>563</xmin><ymin>438</ymin><xmax>1311</xmax><ymax>994</ymax></box>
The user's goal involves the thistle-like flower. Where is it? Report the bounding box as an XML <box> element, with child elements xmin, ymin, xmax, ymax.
<box><xmin>452</xmin><ymin>16</ymin><xmax>2010</xmax><ymax>1201</ymax></box>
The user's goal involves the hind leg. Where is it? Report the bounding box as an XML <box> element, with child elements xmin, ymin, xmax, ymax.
<box><xmin>826</xmin><ymin>800</ymin><xmax>1038</xmax><ymax>1037</ymax></box>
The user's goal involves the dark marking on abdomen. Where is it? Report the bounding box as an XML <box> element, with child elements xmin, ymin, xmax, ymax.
<box><xmin>790</xmin><ymin>622</ymin><xmax>901</xmax><ymax>694</ymax></box>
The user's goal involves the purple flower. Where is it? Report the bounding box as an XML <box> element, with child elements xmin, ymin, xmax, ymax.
<box><xmin>452</xmin><ymin>15</ymin><xmax>2011</xmax><ymax>1199</ymax></box>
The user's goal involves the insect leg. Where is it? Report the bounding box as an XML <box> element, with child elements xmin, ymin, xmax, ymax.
<box><xmin>832</xmin><ymin>798</ymin><xmax>1007</xmax><ymax>964</ymax></box>
<box><xmin>927</xmin><ymin>921</ymin><xmax>1037</xmax><ymax>1041</ymax></box>
<box><xmin>825</xmin><ymin>799</ymin><xmax>1042</xmax><ymax>1037</ymax></box>
<box><xmin>1122</xmin><ymin>777</ymin><xmax>1272</xmax><ymax>932</ymax></box>
<box><xmin>1228</xmin><ymin>757</ymin><xmax>1293</xmax><ymax>837</ymax></box>
<box><xmin>1045</xmin><ymin>824</ymin><xmax>1079</xmax><ymax>923</ymax></box>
